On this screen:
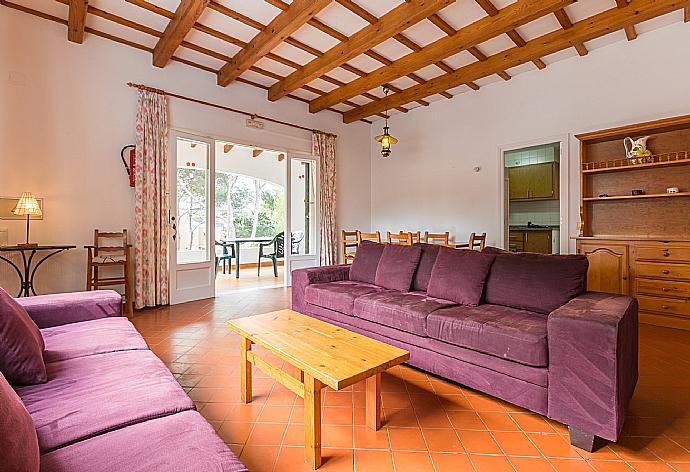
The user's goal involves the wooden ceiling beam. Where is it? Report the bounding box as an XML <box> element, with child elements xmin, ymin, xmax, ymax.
<box><xmin>685</xmin><ymin>5</ymin><xmax>690</xmax><ymax>21</ymax></box>
<box><xmin>553</xmin><ymin>8</ymin><xmax>588</xmax><ymax>56</ymax></box>
<box><xmin>310</xmin><ymin>0</ymin><xmax>571</xmax><ymax>113</ymax></box>
<box><xmin>616</xmin><ymin>0</ymin><xmax>638</xmax><ymax>40</ymax></box>
<box><xmin>217</xmin><ymin>0</ymin><xmax>332</xmax><ymax>86</ymax></box>
<box><xmin>343</xmin><ymin>0</ymin><xmax>689</xmax><ymax>123</ymax></box>
<box><xmin>267</xmin><ymin>0</ymin><xmax>455</xmax><ymax>101</ymax></box>
<box><xmin>153</xmin><ymin>0</ymin><xmax>209</xmax><ymax>67</ymax></box>
<box><xmin>67</xmin><ymin>0</ymin><xmax>88</xmax><ymax>43</ymax></box>
<box><xmin>476</xmin><ymin>0</ymin><xmax>546</xmax><ymax>69</ymax></box>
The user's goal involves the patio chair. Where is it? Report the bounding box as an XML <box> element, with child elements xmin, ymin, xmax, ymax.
<box><xmin>258</xmin><ymin>232</ymin><xmax>284</xmax><ymax>277</ymax></box>
<box><xmin>215</xmin><ymin>240</ymin><xmax>236</xmax><ymax>275</ymax></box>
<box><xmin>291</xmin><ymin>230</ymin><xmax>304</xmax><ymax>255</ymax></box>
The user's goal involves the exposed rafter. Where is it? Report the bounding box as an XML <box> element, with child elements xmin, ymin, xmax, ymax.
<box><xmin>153</xmin><ymin>0</ymin><xmax>209</xmax><ymax>67</ymax></box>
<box><xmin>309</xmin><ymin>0</ymin><xmax>571</xmax><ymax>113</ymax></box>
<box><xmin>686</xmin><ymin>5</ymin><xmax>690</xmax><ymax>21</ymax></box>
<box><xmin>267</xmin><ymin>0</ymin><xmax>455</xmax><ymax>101</ymax></box>
<box><xmin>217</xmin><ymin>0</ymin><xmax>332</xmax><ymax>86</ymax></box>
<box><xmin>343</xmin><ymin>0</ymin><xmax>690</xmax><ymax>123</ymax></box>
<box><xmin>67</xmin><ymin>0</ymin><xmax>88</xmax><ymax>43</ymax></box>
<box><xmin>616</xmin><ymin>0</ymin><xmax>638</xmax><ymax>40</ymax></box>
<box><xmin>553</xmin><ymin>8</ymin><xmax>588</xmax><ymax>56</ymax></box>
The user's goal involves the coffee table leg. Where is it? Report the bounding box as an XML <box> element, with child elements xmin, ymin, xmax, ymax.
<box><xmin>304</xmin><ymin>374</ymin><xmax>323</xmax><ymax>469</ymax></box>
<box><xmin>366</xmin><ymin>373</ymin><xmax>382</xmax><ymax>431</ymax></box>
<box><xmin>240</xmin><ymin>337</ymin><xmax>252</xmax><ymax>403</ymax></box>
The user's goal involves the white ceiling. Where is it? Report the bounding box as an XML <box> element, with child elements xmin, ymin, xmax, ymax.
<box><xmin>9</xmin><ymin>0</ymin><xmax>686</xmax><ymax>121</ymax></box>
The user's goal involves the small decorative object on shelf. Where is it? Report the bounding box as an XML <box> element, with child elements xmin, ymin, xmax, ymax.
<box><xmin>667</xmin><ymin>186</ymin><xmax>680</xmax><ymax>194</ymax></box>
<box><xmin>631</xmin><ymin>189</ymin><xmax>644</xmax><ymax>196</ymax></box>
<box><xmin>599</xmin><ymin>193</ymin><xmax>609</xmax><ymax>197</ymax></box>
<box><xmin>624</xmin><ymin>136</ymin><xmax>652</xmax><ymax>164</ymax></box>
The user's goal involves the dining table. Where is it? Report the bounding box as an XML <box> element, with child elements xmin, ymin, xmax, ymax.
<box><xmin>0</xmin><ymin>244</ymin><xmax>77</xmax><ymax>297</ymax></box>
<box><xmin>220</xmin><ymin>237</ymin><xmax>273</xmax><ymax>278</ymax></box>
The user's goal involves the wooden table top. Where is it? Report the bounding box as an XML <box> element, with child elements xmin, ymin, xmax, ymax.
<box><xmin>227</xmin><ymin>309</ymin><xmax>409</xmax><ymax>390</ymax></box>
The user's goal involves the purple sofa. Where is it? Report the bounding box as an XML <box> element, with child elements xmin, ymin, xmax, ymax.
<box><xmin>0</xmin><ymin>289</ymin><xmax>247</xmax><ymax>472</ymax></box>
<box><xmin>292</xmin><ymin>244</ymin><xmax>638</xmax><ymax>451</ymax></box>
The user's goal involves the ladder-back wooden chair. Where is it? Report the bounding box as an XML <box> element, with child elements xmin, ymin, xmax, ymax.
<box><xmin>86</xmin><ymin>229</ymin><xmax>133</xmax><ymax>316</ymax></box>
<box><xmin>357</xmin><ymin>231</ymin><xmax>381</xmax><ymax>243</ymax></box>
<box><xmin>387</xmin><ymin>231</ymin><xmax>413</xmax><ymax>246</ymax></box>
<box><xmin>400</xmin><ymin>231</ymin><xmax>421</xmax><ymax>243</ymax></box>
<box><xmin>424</xmin><ymin>231</ymin><xmax>450</xmax><ymax>246</ymax></box>
<box><xmin>468</xmin><ymin>232</ymin><xmax>487</xmax><ymax>251</ymax></box>
<box><xmin>341</xmin><ymin>230</ymin><xmax>358</xmax><ymax>263</ymax></box>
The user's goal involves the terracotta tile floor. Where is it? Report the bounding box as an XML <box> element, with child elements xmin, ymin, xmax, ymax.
<box><xmin>132</xmin><ymin>288</ymin><xmax>690</xmax><ymax>472</ymax></box>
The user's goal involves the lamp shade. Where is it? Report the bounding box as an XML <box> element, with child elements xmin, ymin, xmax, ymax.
<box><xmin>12</xmin><ymin>192</ymin><xmax>42</xmax><ymax>217</ymax></box>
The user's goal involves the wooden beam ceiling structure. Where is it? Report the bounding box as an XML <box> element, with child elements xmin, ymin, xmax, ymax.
<box><xmin>217</xmin><ymin>0</ymin><xmax>332</xmax><ymax>86</ymax></box>
<box><xmin>616</xmin><ymin>0</ymin><xmax>638</xmax><ymax>40</ymax></box>
<box><xmin>67</xmin><ymin>0</ymin><xmax>87</xmax><ymax>43</ymax></box>
<box><xmin>153</xmin><ymin>0</ymin><xmax>209</xmax><ymax>67</ymax></box>
<box><xmin>553</xmin><ymin>8</ymin><xmax>589</xmax><ymax>56</ymax></box>
<box><xmin>342</xmin><ymin>0</ymin><xmax>690</xmax><ymax>123</ymax></box>
<box><xmin>267</xmin><ymin>0</ymin><xmax>455</xmax><ymax>101</ymax></box>
<box><xmin>309</xmin><ymin>0</ymin><xmax>572</xmax><ymax>113</ymax></box>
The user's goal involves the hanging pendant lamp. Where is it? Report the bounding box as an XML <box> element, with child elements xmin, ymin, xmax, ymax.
<box><xmin>374</xmin><ymin>86</ymin><xmax>398</xmax><ymax>158</ymax></box>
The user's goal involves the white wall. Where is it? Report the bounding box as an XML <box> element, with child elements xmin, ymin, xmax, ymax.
<box><xmin>0</xmin><ymin>7</ymin><xmax>371</xmax><ymax>294</ymax></box>
<box><xmin>370</xmin><ymin>20</ymin><xmax>690</xmax><ymax>251</ymax></box>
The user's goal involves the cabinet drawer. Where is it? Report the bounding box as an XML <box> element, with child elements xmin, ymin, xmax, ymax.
<box><xmin>634</xmin><ymin>262</ymin><xmax>690</xmax><ymax>280</ymax></box>
<box><xmin>635</xmin><ymin>246</ymin><xmax>690</xmax><ymax>263</ymax></box>
<box><xmin>638</xmin><ymin>295</ymin><xmax>690</xmax><ymax>317</ymax></box>
<box><xmin>635</xmin><ymin>278</ymin><xmax>690</xmax><ymax>298</ymax></box>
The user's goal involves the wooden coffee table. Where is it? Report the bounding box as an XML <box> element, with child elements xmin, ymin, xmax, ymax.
<box><xmin>227</xmin><ymin>309</ymin><xmax>409</xmax><ymax>469</ymax></box>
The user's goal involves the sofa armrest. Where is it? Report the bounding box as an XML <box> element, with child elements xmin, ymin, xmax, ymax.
<box><xmin>16</xmin><ymin>290</ymin><xmax>123</xmax><ymax>329</ymax></box>
<box><xmin>291</xmin><ymin>265</ymin><xmax>350</xmax><ymax>312</ymax></box>
<box><xmin>547</xmin><ymin>292</ymin><xmax>638</xmax><ymax>442</ymax></box>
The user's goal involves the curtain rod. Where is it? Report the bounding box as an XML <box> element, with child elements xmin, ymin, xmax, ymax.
<box><xmin>126</xmin><ymin>82</ymin><xmax>338</xmax><ymax>139</ymax></box>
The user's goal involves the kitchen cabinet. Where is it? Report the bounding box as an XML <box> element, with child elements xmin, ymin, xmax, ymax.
<box><xmin>508</xmin><ymin>162</ymin><xmax>559</xmax><ymax>201</ymax></box>
<box><xmin>509</xmin><ymin>230</ymin><xmax>552</xmax><ymax>254</ymax></box>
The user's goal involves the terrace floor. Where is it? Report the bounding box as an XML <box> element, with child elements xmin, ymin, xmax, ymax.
<box><xmin>132</xmin><ymin>288</ymin><xmax>690</xmax><ymax>472</ymax></box>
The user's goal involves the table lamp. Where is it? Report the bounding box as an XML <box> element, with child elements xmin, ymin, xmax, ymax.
<box><xmin>12</xmin><ymin>192</ymin><xmax>42</xmax><ymax>247</ymax></box>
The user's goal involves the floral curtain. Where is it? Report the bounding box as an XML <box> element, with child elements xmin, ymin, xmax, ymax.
<box><xmin>312</xmin><ymin>131</ymin><xmax>337</xmax><ymax>266</ymax></box>
<box><xmin>134</xmin><ymin>89</ymin><xmax>169</xmax><ymax>308</ymax></box>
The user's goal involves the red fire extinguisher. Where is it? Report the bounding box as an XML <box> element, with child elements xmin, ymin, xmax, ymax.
<box><xmin>121</xmin><ymin>145</ymin><xmax>136</xmax><ymax>187</ymax></box>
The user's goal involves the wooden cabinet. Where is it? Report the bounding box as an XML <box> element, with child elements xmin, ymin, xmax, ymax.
<box><xmin>509</xmin><ymin>230</ymin><xmax>552</xmax><ymax>254</ymax></box>
<box><xmin>577</xmin><ymin>242</ymin><xmax>629</xmax><ymax>295</ymax></box>
<box><xmin>508</xmin><ymin>162</ymin><xmax>558</xmax><ymax>201</ymax></box>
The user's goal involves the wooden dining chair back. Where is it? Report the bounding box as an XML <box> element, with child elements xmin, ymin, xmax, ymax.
<box><xmin>468</xmin><ymin>232</ymin><xmax>487</xmax><ymax>251</ymax></box>
<box><xmin>357</xmin><ymin>231</ymin><xmax>381</xmax><ymax>243</ymax></box>
<box><xmin>387</xmin><ymin>231</ymin><xmax>413</xmax><ymax>246</ymax></box>
<box><xmin>86</xmin><ymin>229</ymin><xmax>133</xmax><ymax>316</ymax></box>
<box><xmin>423</xmin><ymin>231</ymin><xmax>450</xmax><ymax>246</ymax></box>
<box><xmin>341</xmin><ymin>230</ymin><xmax>358</xmax><ymax>263</ymax></box>
<box><xmin>400</xmin><ymin>231</ymin><xmax>421</xmax><ymax>243</ymax></box>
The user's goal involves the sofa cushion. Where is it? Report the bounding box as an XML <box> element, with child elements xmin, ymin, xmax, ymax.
<box><xmin>412</xmin><ymin>243</ymin><xmax>441</xmax><ymax>292</ymax></box>
<box><xmin>427</xmin><ymin>248</ymin><xmax>496</xmax><ymax>306</ymax></box>
<box><xmin>0</xmin><ymin>372</ymin><xmax>40</xmax><ymax>472</ymax></box>
<box><xmin>353</xmin><ymin>291</ymin><xmax>456</xmax><ymax>336</ymax></box>
<box><xmin>485</xmin><ymin>253</ymin><xmax>589</xmax><ymax>314</ymax></box>
<box><xmin>427</xmin><ymin>304</ymin><xmax>549</xmax><ymax>367</ymax></box>
<box><xmin>16</xmin><ymin>290</ymin><xmax>122</xmax><ymax>329</ymax></box>
<box><xmin>374</xmin><ymin>244</ymin><xmax>422</xmax><ymax>292</ymax></box>
<box><xmin>304</xmin><ymin>280</ymin><xmax>387</xmax><ymax>315</ymax></box>
<box><xmin>0</xmin><ymin>287</ymin><xmax>47</xmax><ymax>385</ymax></box>
<box><xmin>39</xmin><ymin>411</ymin><xmax>247</xmax><ymax>472</ymax></box>
<box><xmin>15</xmin><ymin>350</ymin><xmax>194</xmax><ymax>453</ymax></box>
<box><xmin>41</xmin><ymin>318</ymin><xmax>148</xmax><ymax>364</ymax></box>
<box><xmin>349</xmin><ymin>241</ymin><xmax>385</xmax><ymax>284</ymax></box>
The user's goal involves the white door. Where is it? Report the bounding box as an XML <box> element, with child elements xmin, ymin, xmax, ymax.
<box><xmin>285</xmin><ymin>155</ymin><xmax>320</xmax><ymax>285</ymax></box>
<box><xmin>169</xmin><ymin>132</ymin><xmax>216</xmax><ymax>304</ymax></box>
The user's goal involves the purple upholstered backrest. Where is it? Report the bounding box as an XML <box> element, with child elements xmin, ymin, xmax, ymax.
<box><xmin>374</xmin><ymin>244</ymin><xmax>423</xmax><ymax>292</ymax></box>
<box><xmin>349</xmin><ymin>241</ymin><xmax>386</xmax><ymax>285</ymax></box>
<box><xmin>412</xmin><ymin>243</ymin><xmax>441</xmax><ymax>292</ymax></box>
<box><xmin>484</xmin><ymin>252</ymin><xmax>589</xmax><ymax>315</ymax></box>
<box><xmin>0</xmin><ymin>371</ymin><xmax>40</xmax><ymax>472</ymax></box>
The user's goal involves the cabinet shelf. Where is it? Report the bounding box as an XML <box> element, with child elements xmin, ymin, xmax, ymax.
<box><xmin>582</xmin><ymin>154</ymin><xmax>690</xmax><ymax>174</ymax></box>
<box><xmin>583</xmin><ymin>192</ymin><xmax>690</xmax><ymax>202</ymax></box>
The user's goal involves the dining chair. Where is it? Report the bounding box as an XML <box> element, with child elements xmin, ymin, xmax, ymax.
<box><xmin>258</xmin><ymin>232</ymin><xmax>284</xmax><ymax>277</ymax></box>
<box><xmin>423</xmin><ymin>231</ymin><xmax>450</xmax><ymax>245</ymax></box>
<box><xmin>400</xmin><ymin>231</ymin><xmax>421</xmax><ymax>243</ymax></box>
<box><xmin>85</xmin><ymin>229</ymin><xmax>133</xmax><ymax>316</ymax></box>
<box><xmin>468</xmin><ymin>232</ymin><xmax>487</xmax><ymax>251</ymax></box>
<box><xmin>387</xmin><ymin>231</ymin><xmax>413</xmax><ymax>246</ymax></box>
<box><xmin>341</xmin><ymin>230</ymin><xmax>358</xmax><ymax>263</ymax></box>
<box><xmin>357</xmin><ymin>230</ymin><xmax>381</xmax><ymax>243</ymax></box>
<box><xmin>215</xmin><ymin>240</ymin><xmax>236</xmax><ymax>275</ymax></box>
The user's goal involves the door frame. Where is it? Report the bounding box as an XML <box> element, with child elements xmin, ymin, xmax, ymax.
<box><xmin>284</xmin><ymin>153</ymin><xmax>321</xmax><ymax>286</ymax></box>
<box><xmin>169</xmin><ymin>130</ymin><xmax>216</xmax><ymax>305</ymax></box>
<box><xmin>497</xmin><ymin>134</ymin><xmax>570</xmax><ymax>253</ymax></box>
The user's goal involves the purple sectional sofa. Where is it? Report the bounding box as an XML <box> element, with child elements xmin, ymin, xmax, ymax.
<box><xmin>292</xmin><ymin>243</ymin><xmax>638</xmax><ymax>451</ymax></box>
<box><xmin>0</xmin><ymin>289</ymin><xmax>247</xmax><ymax>472</ymax></box>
